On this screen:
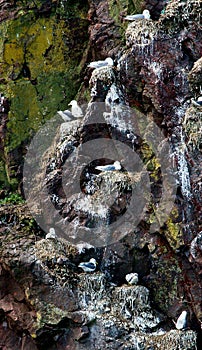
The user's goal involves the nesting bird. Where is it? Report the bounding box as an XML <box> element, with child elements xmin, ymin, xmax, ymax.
<box><xmin>95</xmin><ymin>161</ymin><xmax>121</xmax><ymax>172</ymax></box>
<box><xmin>45</xmin><ymin>227</ymin><xmax>57</xmax><ymax>239</ymax></box>
<box><xmin>88</xmin><ymin>57</ymin><xmax>114</xmax><ymax>69</ymax></box>
<box><xmin>78</xmin><ymin>258</ymin><xmax>97</xmax><ymax>273</ymax></box>
<box><xmin>57</xmin><ymin>100</ymin><xmax>83</xmax><ymax>121</ymax></box>
<box><xmin>68</xmin><ymin>100</ymin><xmax>83</xmax><ymax>118</ymax></box>
<box><xmin>124</xmin><ymin>9</ymin><xmax>150</xmax><ymax>21</ymax></box>
<box><xmin>191</xmin><ymin>96</ymin><xmax>202</xmax><ymax>107</ymax></box>
<box><xmin>125</xmin><ymin>272</ymin><xmax>139</xmax><ymax>285</ymax></box>
<box><xmin>174</xmin><ymin>310</ymin><xmax>187</xmax><ymax>330</ymax></box>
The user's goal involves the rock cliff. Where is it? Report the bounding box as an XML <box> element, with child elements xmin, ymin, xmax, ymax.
<box><xmin>0</xmin><ymin>0</ymin><xmax>201</xmax><ymax>349</ymax></box>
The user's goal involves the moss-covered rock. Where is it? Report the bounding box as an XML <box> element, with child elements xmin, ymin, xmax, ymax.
<box><xmin>108</xmin><ymin>0</ymin><xmax>144</xmax><ymax>41</ymax></box>
<box><xmin>109</xmin><ymin>0</ymin><xmax>143</xmax><ymax>24</ymax></box>
<box><xmin>0</xmin><ymin>3</ymin><xmax>89</xmax><ymax>187</ymax></box>
<box><xmin>148</xmin><ymin>254</ymin><xmax>183</xmax><ymax>313</ymax></box>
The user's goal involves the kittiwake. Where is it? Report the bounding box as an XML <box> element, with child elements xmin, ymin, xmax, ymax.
<box><xmin>57</xmin><ymin>100</ymin><xmax>83</xmax><ymax>121</ymax></box>
<box><xmin>45</xmin><ymin>227</ymin><xmax>57</xmax><ymax>239</ymax></box>
<box><xmin>124</xmin><ymin>9</ymin><xmax>150</xmax><ymax>21</ymax></box>
<box><xmin>175</xmin><ymin>310</ymin><xmax>187</xmax><ymax>330</ymax></box>
<box><xmin>78</xmin><ymin>258</ymin><xmax>97</xmax><ymax>272</ymax></box>
<box><xmin>191</xmin><ymin>96</ymin><xmax>202</xmax><ymax>107</ymax></box>
<box><xmin>68</xmin><ymin>100</ymin><xmax>83</xmax><ymax>118</ymax></box>
<box><xmin>125</xmin><ymin>272</ymin><xmax>139</xmax><ymax>285</ymax></box>
<box><xmin>88</xmin><ymin>57</ymin><xmax>114</xmax><ymax>69</ymax></box>
<box><xmin>95</xmin><ymin>161</ymin><xmax>121</xmax><ymax>172</ymax></box>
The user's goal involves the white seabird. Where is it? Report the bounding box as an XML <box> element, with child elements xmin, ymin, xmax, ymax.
<box><xmin>78</xmin><ymin>258</ymin><xmax>97</xmax><ymax>272</ymax></box>
<box><xmin>45</xmin><ymin>227</ymin><xmax>57</xmax><ymax>239</ymax></box>
<box><xmin>125</xmin><ymin>272</ymin><xmax>139</xmax><ymax>285</ymax></box>
<box><xmin>191</xmin><ymin>96</ymin><xmax>202</xmax><ymax>107</ymax></box>
<box><xmin>88</xmin><ymin>57</ymin><xmax>114</xmax><ymax>69</ymax></box>
<box><xmin>57</xmin><ymin>100</ymin><xmax>83</xmax><ymax>121</ymax></box>
<box><xmin>95</xmin><ymin>161</ymin><xmax>121</xmax><ymax>172</ymax></box>
<box><xmin>175</xmin><ymin>310</ymin><xmax>187</xmax><ymax>330</ymax></box>
<box><xmin>124</xmin><ymin>9</ymin><xmax>150</xmax><ymax>21</ymax></box>
<box><xmin>68</xmin><ymin>100</ymin><xmax>83</xmax><ymax>118</ymax></box>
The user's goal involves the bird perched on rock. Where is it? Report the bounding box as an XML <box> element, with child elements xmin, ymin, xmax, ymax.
<box><xmin>191</xmin><ymin>96</ymin><xmax>202</xmax><ymax>107</ymax></box>
<box><xmin>125</xmin><ymin>272</ymin><xmax>139</xmax><ymax>285</ymax></box>
<box><xmin>95</xmin><ymin>161</ymin><xmax>121</xmax><ymax>172</ymax></box>
<box><xmin>45</xmin><ymin>227</ymin><xmax>57</xmax><ymax>239</ymax></box>
<box><xmin>57</xmin><ymin>100</ymin><xmax>83</xmax><ymax>121</ymax></box>
<box><xmin>68</xmin><ymin>100</ymin><xmax>83</xmax><ymax>118</ymax></box>
<box><xmin>88</xmin><ymin>57</ymin><xmax>114</xmax><ymax>69</ymax></box>
<box><xmin>174</xmin><ymin>311</ymin><xmax>187</xmax><ymax>330</ymax></box>
<box><xmin>124</xmin><ymin>9</ymin><xmax>150</xmax><ymax>21</ymax></box>
<box><xmin>78</xmin><ymin>258</ymin><xmax>97</xmax><ymax>273</ymax></box>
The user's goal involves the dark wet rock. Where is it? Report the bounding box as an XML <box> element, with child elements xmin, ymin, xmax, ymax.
<box><xmin>143</xmin><ymin>1</ymin><xmax>170</xmax><ymax>20</ymax></box>
<box><xmin>88</xmin><ymin>0</ymin><xmax>122</xmax><ymax>58</ymax></box>
<box><xmin>100</xmin><ymin>242</ymin><xmax>133</xmax><ymax>284</ymax></box>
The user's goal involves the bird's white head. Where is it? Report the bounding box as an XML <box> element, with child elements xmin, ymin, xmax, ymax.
<box><xmin>68</xmin><ymin>100</ymin><xmax>77</xmax><ymax>106</ymax></box>
<box><xmin>105</xmin><ymin>57</ymin><xmax>114</xmax><ymax>66</ymax></box>
<box><xmin>49</xmin><ymin>227</ymin><xmax>55</xmax><ymax>235</ymax></box>
<box><xmin>90</xmin><ymin>258</ymin><xmax>97</xmax><ymax>265</ymax></box>
<box><xmin>114</xmin><ymin>161</ymin><xmax>121</xmax><ymax>170</ymax></box>
<box><xmin>181</xmin><ymin>310</ymin><xmax>187</xmax><ymax>317</ymax></box>
<box><xmin>143</xmin><ymin>9</ymin><xmax>150</xmax><ymax>19</ymax></box>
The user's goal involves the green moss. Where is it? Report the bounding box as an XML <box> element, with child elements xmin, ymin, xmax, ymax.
<box><xmin>149</xmin><ymin>207</ymin><xmax>183</xmax><ymax>250</ymax></box>
<box><xmin>140</xmin><ymin>142</ymin><xmax>161</xmax><ymax>179</ymax></box>
<box><xmin>0</xmin><ymin>161</ymin><xmax>9</xmax><ymax>188</ymax></box>
<box><xmin>36</xmin><ymin>70</ymin><xmax>80</xmax><ymax>115</ymax></box>
<box><xmin>166</xmin><ymin>219</ymin><xmax>181</xmax><ymax>246</ymax></box>
<box><xmin>165</xmin><ymin>208</ymin><xmax>183</xmax><ymax>249</ymax></box>
<box><xmin>0</xmin><ymin>192</ymin><xmax>25</xmax><ymax>204</ymax></box>
<box><xmin>55</xmin><ymin>0</ymin><xmax>89</xmax><ymax>20</ymax></box>
<box><xmin>0</xmin><ymin>6</ymin><xmax>89</xmax><ymax>184</ymax></box>
<box><xmin>4</xmin><ymin>42</ymin><xmax>24</xmax><ymax>65</ymax></box>
<box><xmin>140</xmin><ymin>142</ymin><xmax>153</xmax><ymax>160</ymax></box>
<box><xmin>5</xmin><ymin>67</ymin><xmax>81</xmax><ymax>152</ymax></box>
<box><xmin>148</xmin><ymin>205</ymin><xmax>183</xmax><ymax>249</ymax></box>
<box><xmin>25</xmin><ymin>19</ymin><xmax>54</xmax><ymax>79</ymax></box>
<box><xmin>109</xmin><ymin>0</ymin><xmax>143</xmax><ymax>30</ymax></box>
<box><xmin>6</xmin><ymin>80</ymin><xmax>40</xmax><ymax>151</ymax></box>
<box><xmin>36</xmin><ymin>301</ymin><xmax>69</xmax><ymax>327</ymax></box>
<box><xmin>151</xmin><ymin>257</ymin><xmax>182</xmax><ymax>312</ymax></box>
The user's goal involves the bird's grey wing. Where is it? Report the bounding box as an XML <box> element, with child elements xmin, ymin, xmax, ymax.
<box><xmin>64</xmin><ymin>110</ymin><xmax>74</xmax><ymax>119</ymax></box>
<box><xmin>95</xmin><ymin>165</ymin><xmax>105</xmax><ymax>171</ymax></box>
<box><xmin>57</xmin><ymin>110</ymin><xmax>73</xmax><ymax>121</ymax></box>
<box><xmin>76</xmin><ymin>106</ymin><xmax>83</xmax><ymax>117</ymax></box>
<box><xmin>79</xmin><ymin>262</ymin><xmax>95</xmax><ymax>269</ymax></box>
<box><xmin>85</xmin><ymin>262</ymin><xmax>95</xmax><ymax>269</ymax></box>
<box><xmin>88</xmin><ymin>61</ymin><xmax>106</xmax><ymax>68</ymax></box>
<box><xmin>125</xmin><ymin>14</ymin><xmax>144</xmax><ymax>20</ymax></box>
<box><xmin>191</xmin><ymin>99</ymin><xmax>202</xmax><ymax>107</ymax></box>
<box><xmin>88</xmin><ymin>61</ymin><xmax>101</xmax><ymax>68</ymax></box>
